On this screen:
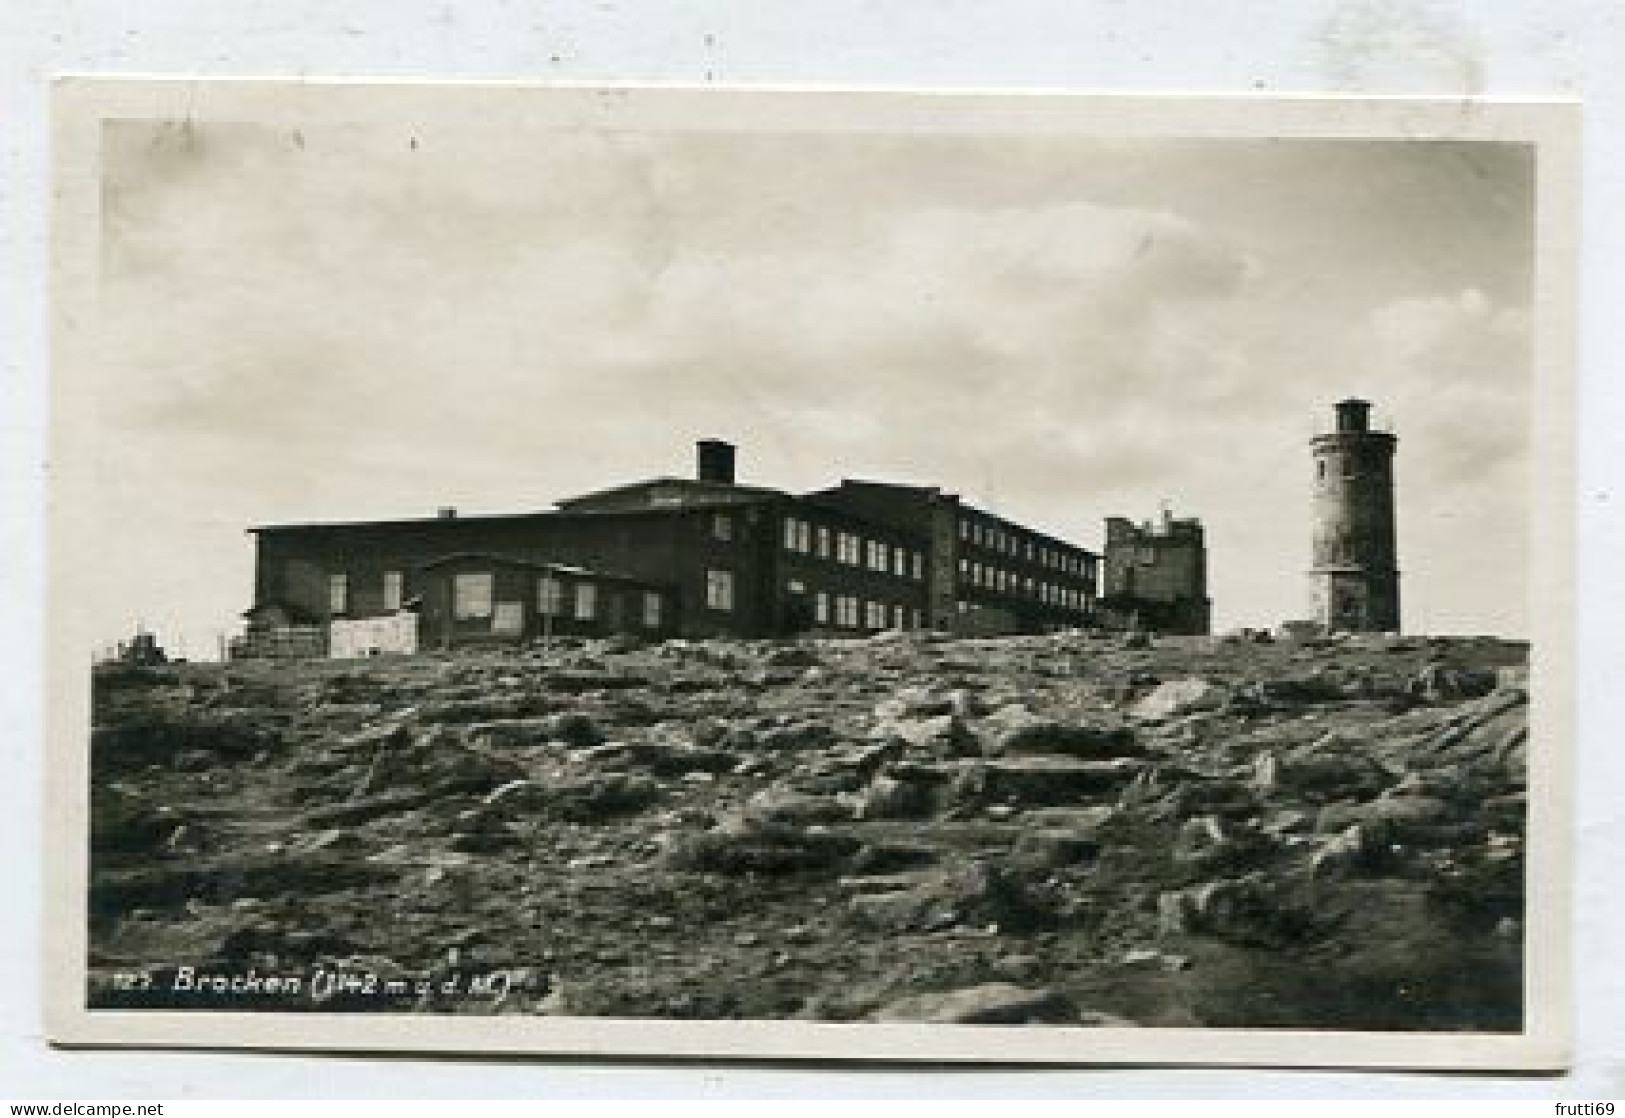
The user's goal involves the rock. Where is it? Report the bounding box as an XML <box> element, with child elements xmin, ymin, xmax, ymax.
<box><xmin>1172</xmin><ymin>815</ymin><xmax>1276</xmax><ymax>874</ymax></box>
<box><xmin>987</xmin><ymin>716</ymin><xmax>1137</xmax><ymax>760</ymax></box>
<box><xmin>847</xmin><ymin>862</ymin><xmax>1053</xmax><ymax>933</ymax></box>
<box><xmin>879</xmin><ymin>713</ymin><xmax>980</xmax><ymax>758</ymax></box>
<box><xmin>952</xmin><ymin>757</ymin><xmax>1145</xmax><ymax>807</ymax></box>
<box><xmin>300</xmin><ymin>789</ymin><xmax>439</xmax><ymax>828</ymax></box>
<box><xmin>763</xmin><ymin>645</ymin><xmax>820</xmax><ymax>668</ymax></box>
<box><xmin>1077</xmin><ymin>1010</ymin><xmax>1141</xmax><ymax>1027</ymax></box>
<box><xmin>743</xmin><ymin>788</ymin><xmax>853</xmax><ymax>827</ymax></box>
<box><xmin>665</xmin><ymin>822</ymin><xmax>859</xmax><ymax>876</ymax></box>
<box><xmin>580</xmin><ymin>739</ymin><xmax>736</xmax><ymax>776</ymax></box>
<box><xmin>1258</xmin><ymin>733</ymin><xmax>1393</xmax><ymax>804</ymax></box>
<box><xmin>873</xmin><ymin>686</ymin><xmax>954</xmax><ymax>721</ymax></box>
<box><xmin>851</xmin><ymin>773</ymin><xmax>937</xmax><ymax>820</ymax></box>
<box><xmin>757</xmin><ymin>721</ymin><xmax>836</xmax><ymax>751</ymax></box>
<box><xmin>1130</xmin><ymin>678</ymin><xmax>1227</xmax><ymax>721</ymax></box>
<box><xmin>1315</xmin><ymin>793</ymin><xmax>1450</xmax><ymax>843</ymax></box>
<box><xmin>1483</xmin><ymin>791</ymin><xmax>1526</xmax><ymax>830</ymax></box>
<box><xmin>1495</xmin><ymin>665</ymin><xmax>1530</xmax><ymax>690</ymax></box>
<box><xmin>537</xmin><ymin>773</ymin><xmax>662</xmax><ymax>823</ymax></box>
<box><xmin>1308</xmin><ymin>824</ymin><xmax>1386</xmax><ymax>879</ymax></box>
<box><xmin>92</xmin><ymin>784</ymin><xmax>182</xmax><ymax>854</ymax></box>
<box><xmin>1409</xmin><ymin>663</ymin><xmax>1498</xmax><ymax>703</ymax></box>
<box><xmin>1157</xmin><ymin>874</ymin><xmax>1311</xmax><ymax>947</ymax></box>
<box><xmin>91</xmin><ymin>851</ymin><xmax>398</xmax><ymax>913</ymax></box>
<box><xmin>872</xmin><ymin>982</ymin><xmax>1073</xmax><ymax>1024</ymax></box>
<box><xmin>1237</xmin><ymin>676</ymin><xmax>1349</xmax><ymax>706</ymax></box>
<box><xmin>539</xmin><ymin>711</ymin><xmax>605</xmax><ymax>748</ymax></box>
<box><xmin>1012</xmin><ymin>828</ymin><xmax>1101</xmax><ymax>869</ymax></box>
<box><xmin>1121</xmin><ymin>947</ymin><xmax>1190</xmax><ymax>971</ymax></box>
<box><xmin>847</xmin><ymin>842</ymin><xmax>938</xmax><ymax>875</ymax></box>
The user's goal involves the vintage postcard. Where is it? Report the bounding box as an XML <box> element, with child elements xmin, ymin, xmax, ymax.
<box><xmin>46</xmin><ymin>80</ymin><xmax>1578</xmax><ymax>1067</ymax></box>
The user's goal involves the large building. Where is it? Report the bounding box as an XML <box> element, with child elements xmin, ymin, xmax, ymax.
<box><xmin>240</xmin><ymin>440</ymin><xmax>1102</xmax><ymax>653</ymax></box>
<box><xmin>1309</xmin><ymin>398</ymin><xmax>1401</xmax><ymax>633</ymax></box>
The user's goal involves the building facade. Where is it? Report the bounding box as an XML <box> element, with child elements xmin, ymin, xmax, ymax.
<box><xmin>1309</xmin><ymin>398</ymin><xmax>1400</xmax><ymax>633</ymax></box>
<box><xmin>1099</xmin><ymin>510</ymin><xmax>1212</xmax><ymax>635</ymax></box>
<box><xmin>243</xmin><ymin>440</ymin><xmax>1104</xmax><ymax>652</ymax></box>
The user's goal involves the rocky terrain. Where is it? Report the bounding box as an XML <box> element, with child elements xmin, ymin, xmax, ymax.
<box><xmin>87</xmin><ymin>629</ymin><xmax>1529</xmax><ymax>1030</ymax></box>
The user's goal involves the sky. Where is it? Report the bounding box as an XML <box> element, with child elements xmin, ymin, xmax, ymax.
<box><xmin>89</xmin><ymin>117</ymin><xmax>1535</xmax><ymax>656</ymax></box>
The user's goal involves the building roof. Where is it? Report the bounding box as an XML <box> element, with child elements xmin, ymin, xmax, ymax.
<box><xmin>248</xmin><ymin>503</ymin><xmax>728</xmax><ymax>534</ymax></box>
<box><xmin>554</xmin><ymin>476</ymin><xmax>787</xmax><ymax>511</ymax></box>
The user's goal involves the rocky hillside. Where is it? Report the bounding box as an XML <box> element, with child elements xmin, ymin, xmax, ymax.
<box><xmin>87</xmin><ymin>630</ymin><xmax>1528</xmax><ymax>1030</ymax></box>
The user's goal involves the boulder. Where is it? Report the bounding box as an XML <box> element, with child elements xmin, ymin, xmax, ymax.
<box><xmin>952</xmin><ymin>757</ymin><xmax>1145</xmax><ymax>808</ymax></box>
<box><xmin>847</xmin><ymin>861</ymin><xmax>1053</xmax><ymax>933</ymax></box>
<box><xmin>873</xmin><ymin>686</ymin><xmax>954</xmax><ymax>721</ymax></box>
<box><xmin>1012</xmin><ymin>828</ymin><xmax>1101</xmax><ymax>869</ymax></box>
<box><xmin>1409</xmin><ymin>663</ymin><xmax>1499</xmax><ymax>703</ymax></box>
<box><xmin>665</xmin><ymin>821</ymin><xmax>858</xmax><ymax>876</ymax></box>
<box><xmin>987</xmin><ymin>716</ymin><xmax>1137</xmax><ymax>760</ymax></box>
<box><xmin>872</xmin><ymin>983</ymin><xmax>1074</xmax><ymax>1024</ymax></box>
<box><xmin>1315</xmin><ymin>793</ymin><xmax>1450</xmax><ymax>843</ymax></box>
<box><xmin>1255</xmin><ymin>733</ymin><xmax>1393</xmax><ymax>804</ymax></box>
<box><xmin>851</xmin><ymin>773</ymin><xmax>938</xmax><ymax>820</ymax></box>
<box><xmin>879</xmin><ymin>713</ymin><xmax>980</xmax><ymax>758</ymax></box>
<box><xmin>742</xmin><ymin>788</ymin><xmax>853</xmax><ymax>827</ymax></box>
<box><xmin>1130</xmin><ymin>679</ymin><xmax>1227</xmax><ymax>721</ymax></box>
<box><xmin>1157</xmin><ymin>873</ymin><xmax>1312</xmax><ymax>947</ymax></box>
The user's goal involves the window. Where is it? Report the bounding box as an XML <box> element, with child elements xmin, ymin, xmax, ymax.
<box><xmin>958</xmin><ymin>519</ymin><xmax>970</xmax><ymax>541</ymax></box>
<box><xmin>575</xmin><ymin>582</ymin><xmax>597</xmax><ymax>620</ymax></box>
<box><xmin>866</xmin><ymin>539</ymin><xmax>886</xmax><ymax>571</ymax></box>
<box><xmin>835</xmin><ymin>595</ymin><xmax>859</xmax><ymax>627</ymax></box>
<box><xmin>453</xmin><ymin>573</ymin><xmax>493</xmax><ymax>620</ymax></box>
<box><xmin>785</xmin><ymin>517</ymin><xmax>812</xmax><ymax>553</ymax></box>
<box><xmin>643</xmin><ymin>592</ymin><xmax>662</xmax><ymax>629</ymax></box>
<box><xmin>892</xmin><ymin>604</ymin><xmax>906</xmax><ymax>629</ymax></box>
<box><xmin>837</xmin><ymin>532</ymin><xmax>860</xmax><ymax>565</ymax></box>
<box><xmin>816</xmin><ymin>526</ymin><xmax>832</xmax><ymax>558</ymax></box>
<box><xmin>910</xmin><ymin>608</ymin><xmax>922</xmax><ymax>629</ymax></box>
<box><xmin>1317</xmin><ymin>460</ymin><xmax>1327</xmax><ymax>480</ymax></box>
<box><xmin>706</xmin><ymin>569</ymin><xmax>735</xmax><ymax>612</ymax></box>
<box><xmin>892</xmin><ymin>547</ymin><xmax>907</xmax><ymax>577</ymax></box>
<box><xmin>958</xmin><ymin>558</ymin><xmax>970</xmax><ymax>579</ymax></box>
<box><xmin>713</xmin><ymin>513</ymin><xmax>733</xmax><ymax>541</ymax></box>
<box><xmin>538</xmin><ymin>575</ymin><xmax>564</xmax><ymax>616</ymax></box>
<box><xmin>814</xmin><ymin>592</ymin><xmax>830</xmax><ymax>624</ymax></box>
<box><xmin>787</xmin><ymin>578</ymin><xmax>806</xmax><ymax>595</ymax></box>
<box><xmin>383</xmin><ymin>570</ymin><xmax>403</xmax><ymax>612</ymax></box>
<box><xmin>493</xmin><ymin>601</ymin><xmax>524</xmax><ymax>634</ymax></box>
<box><xmin>865</xmin><ymin>601</ymin><xmax>887</xmax><ymax>629</ymax></box>
<box><xmin>1025</xmin><ymin>541</ymin><xmax>1034</xmax><ymax>561</ymax></box>
<box><xmin>328</xmin><ymin>573</ymin><xmax>349</xmax><ymax>615</ymax></box>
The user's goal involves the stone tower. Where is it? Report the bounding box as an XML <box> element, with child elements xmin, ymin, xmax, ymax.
<box><xmin>1102</xmin><ymin>509</ymin><xmax>1212</xmax><ymax>635</ymax></box>
<box><xmin>1310</xmin><ymin>398</ymin><xmax>1400</xmax><ymax>632</ymax></box>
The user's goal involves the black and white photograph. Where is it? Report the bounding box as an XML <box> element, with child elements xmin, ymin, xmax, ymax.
<box><xmin>45</xmin><ymin>82</ymin><xmax>1577</xmax><ymax>1067</ymax></box>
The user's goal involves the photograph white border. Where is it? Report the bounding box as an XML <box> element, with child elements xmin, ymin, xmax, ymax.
<box><xmin>45</xmin><ymin>79</ymin><xmax>1580</xmax><ymax>1070</ymax></box>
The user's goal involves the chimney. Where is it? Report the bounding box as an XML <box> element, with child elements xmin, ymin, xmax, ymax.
<box><xmin>437</xmin><ymin>507</ymin><xmax>458</xmax><ymax>519</ymax></box>
<box><xmin>696</xmin><ymin>439</ymin><xmax>736</xmax><ymax>484</ymax></box>
<box><xmin>1335</xmin><ymin>398</ymin><xmax>1371</xmax><ymax>434</ymax></box>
